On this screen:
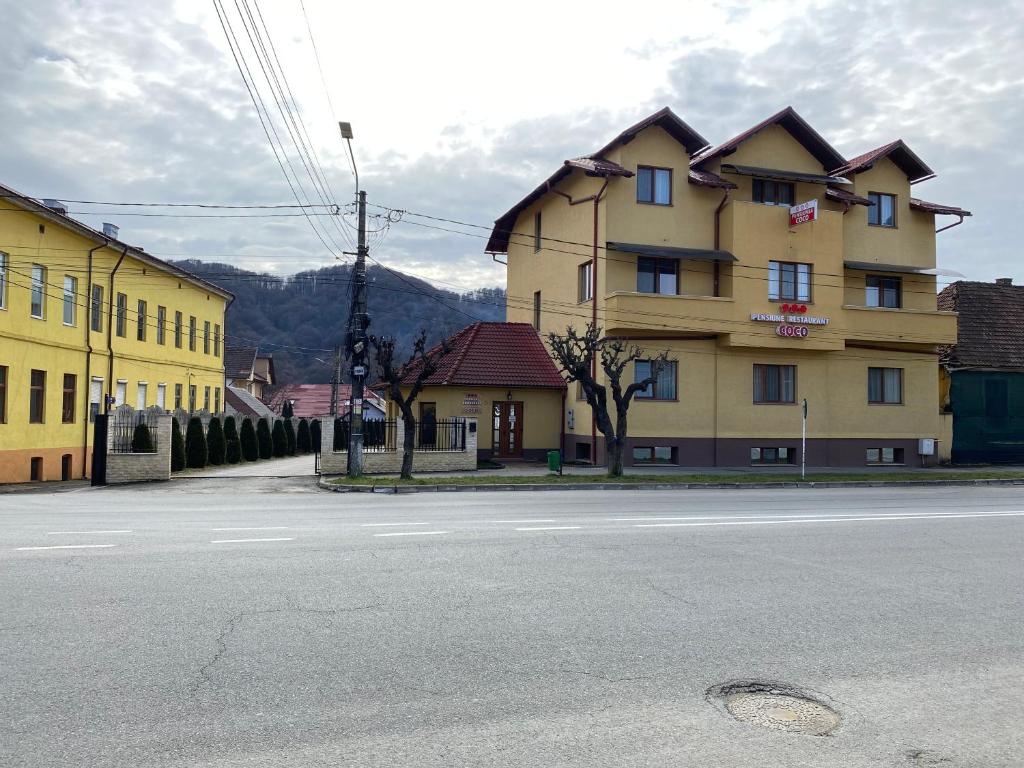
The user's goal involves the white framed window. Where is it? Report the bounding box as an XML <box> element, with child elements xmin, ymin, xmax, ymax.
<box><xmin>136</xmin><ymin>382</ymin><xmax>148</xmax><ymax>410</ymax></box>
<box><xmin>89</xmin><ymin>377</ymin><xmax>103</xmax><ymax>422</ymax></box>
<box><xmin>0</xmin><ymin>251</ymin><xmax>7</xmax><ymax>309</ymax></box>
<box><xmin>156</xmin><ymin>383</ymin><xmax>167</xmax><ymax>409</ymax></box>
<box><xmin>115</xmin><ymin>380</ymin><xmax>127</xmax><ymax>406</ymax></box>
<box><xmin>63</xmin><ymin>276</ymin><xmax>77</xmax><ymax>326</ymax></box>
<box><xmin>30</xmin><ymin>264</ymin><xmax>46</xmax><ymax>319</ymax></box>
<box><xmin>578</xmin><ymin>262</ymin><xmax>593</xmax><ymax>303</ymax></box>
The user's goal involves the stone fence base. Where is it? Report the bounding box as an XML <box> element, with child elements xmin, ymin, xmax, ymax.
<box><xmin>105</xmin><ymin>410</ymin><xmax>172</xmax><ymax>484</ymax></box>
<box><xmin>320</xmin><ymin>417</ymin><xmax>477</xmax><ymax>474</ymax></box>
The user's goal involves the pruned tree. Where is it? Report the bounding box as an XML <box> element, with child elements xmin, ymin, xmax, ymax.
<box><xmin>548</xmin><ymin>322</ymin><xmax>669</xmax><ymax>477</ymax></box>
<box><xmin>372</xmin><ymin>331</ymin><xmax>453</xmax><ymax>479</ymax></box>
<box><xmin>296</xmin><ymin>418</ymin><xmax>312</xmax><ymax>454</ymax></box>
<box><xmin>170</xmin><ymin>417</ymin><xmax>186</xmax><ymax>472</ymax></box>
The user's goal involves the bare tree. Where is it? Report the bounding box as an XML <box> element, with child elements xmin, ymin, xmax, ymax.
<box><xmin>372</xmin><ymin>331</ymin><xmax>453</xmax><ymax>479</ymax></box>
<box><xmin>548</xmin><ymin>323</ymin><xmax>669</xmax><ymax>477</ymax></box>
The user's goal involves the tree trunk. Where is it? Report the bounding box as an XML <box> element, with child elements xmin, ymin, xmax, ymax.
<box><xmin>607</xmin><ymin>439</ymin><xmax>624</xmax><ymax>477</ymax></box>
<box><xmin>400</xmin><ymin>406</ymin><xmax>416</xmax><ymax>480</ymax></box>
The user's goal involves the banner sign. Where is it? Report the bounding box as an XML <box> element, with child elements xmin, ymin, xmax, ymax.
<box><xmin>789</xmin><ymin>199</ymin><xmax>818</xmax><ymax>226</ymax></box>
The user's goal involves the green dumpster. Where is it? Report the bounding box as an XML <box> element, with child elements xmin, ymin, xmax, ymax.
<box><xmin>547</xmin><ymin>450</ymin><xmax>561</xmax><ymax>473</ymax></box>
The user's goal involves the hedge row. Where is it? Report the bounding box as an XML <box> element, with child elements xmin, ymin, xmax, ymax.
<box><xmin>170</xmin><ymin>416</ymin><xmax>319</xmax><ymax>472</ymax></box>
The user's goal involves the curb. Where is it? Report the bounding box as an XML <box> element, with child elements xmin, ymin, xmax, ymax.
<box><xmin>317</xmin><ymin>476</ymin><xmax>1024</xmax><ymax>495</ymax></box>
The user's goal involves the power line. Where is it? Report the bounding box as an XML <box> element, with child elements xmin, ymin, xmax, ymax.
<box><xmin>0</xmin><ymin>195</ymin><xmax>333</xmax><ymax>209</ymax></box>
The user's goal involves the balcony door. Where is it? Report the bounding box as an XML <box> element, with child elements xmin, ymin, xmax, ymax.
<box><xmin>492</xmin><ymin>401</ymin><xmax>523</xmax><ymax>458</ymax></box>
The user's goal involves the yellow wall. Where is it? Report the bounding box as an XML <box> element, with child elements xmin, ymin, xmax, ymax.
<box><xmin>0</xmin><ymin>203</ymin><xmax>229</xmax><ymax>482</ymax></box>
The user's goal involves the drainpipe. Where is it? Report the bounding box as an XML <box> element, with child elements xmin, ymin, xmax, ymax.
<box><xmin>559</xmin><ymin>388</ymin><xmax>566</xmax><ymax>464</ymax></box>
<box><xmin>936</xmin><ymin>215</ymin><xmax>966</xmax><ymax>234</ymax></box>
<box><xmin>713</xmin><ymin>190</ymin><xmax>731</xmax><ymax>298</ymax></box>
<box><xmin>590</xmin><ymin>176</ymin><xmax>610</xmax><ymax>465</ymax></box>
<box><xmin>82</xmin><ymin>240</ymin><xmax>108</xmax><ymax>478</ymax></box>
<box><xmin>105</xmin><ymin>245</ymin><xmax>128</xmax><ymax>414</ymax></box>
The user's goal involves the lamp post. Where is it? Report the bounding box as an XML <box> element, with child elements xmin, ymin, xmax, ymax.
<box><xmin>340</xmin><ymin>121</ymin><xmax>367</xmax><ymax>476</ymax></box>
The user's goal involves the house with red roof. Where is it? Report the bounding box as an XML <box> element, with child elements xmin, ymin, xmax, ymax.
<box><xmin>385</xmin><ymin>322</ymin><xmax>566</xmax><ymax>461</ymax></box>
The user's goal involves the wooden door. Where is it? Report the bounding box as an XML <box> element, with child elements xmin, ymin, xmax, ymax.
<box><xmin>492</xmin><ymin>401</ymin><xmax>523</xmax><ymax>458</ymax></box>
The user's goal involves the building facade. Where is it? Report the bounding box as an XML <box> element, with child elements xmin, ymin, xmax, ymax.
<box><xmin>488</xmin><ymin>107</ymin><xmax>969</xmax><ymax>467</ymax></box>
<box><xmin>0</xmin><ymin>185</ymin><xmax>231</xmax><ymax>483</ymax></box>
<box><xmin>224</xmin><ymin>346</ymin><xmax>275</xmax><ymax>400</ymax></box>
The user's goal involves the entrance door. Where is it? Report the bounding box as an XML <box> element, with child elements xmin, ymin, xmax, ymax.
<box><xmin>492</xmin><ymin>401</ymin><xmax>523</xmax><ymax>458</ymax></box>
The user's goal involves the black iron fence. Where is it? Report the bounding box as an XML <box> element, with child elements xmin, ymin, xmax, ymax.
<box><xmin>109</xmin><ymin>409</ymin><xmax>160</xmax><ymax>454</ymax></box>
<box><xmin>416</xmin><ymin>418</ymin><xmax>466</xmax><ymax>452</ymax></box>
<box><xmin>333</xmin><ymin>418</ymin><xmax>397</xmax><ymax>452</ymax></box>
<box><xmin>330</xmin><ymin>418</ymin><xmax>466</xmax><ymax>452</ymax></box>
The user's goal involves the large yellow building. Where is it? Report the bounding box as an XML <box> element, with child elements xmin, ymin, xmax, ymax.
<box><xmin>0</xmin><ymin>185</ymin><xmax>232</xmax><ymax>483</ymax></box>
<box><xmin>488</xmin><ymin>107</ymin><xmax>971</xmax><ymax>467</ymax></box>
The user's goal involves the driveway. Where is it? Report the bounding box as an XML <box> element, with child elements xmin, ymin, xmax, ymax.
<box><xmin>177</xmin><ymin>454</ymin><xmax>315</xmax><ymax>478</ymax></box>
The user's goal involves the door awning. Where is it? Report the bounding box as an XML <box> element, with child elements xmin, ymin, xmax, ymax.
<box><xmin>721</xmin><ymin>164</ymin><xmax>853</xmax><ymax>186</ymax></box>
<box><xmin>844</xmin><ymin>260</ymin><xmax>965</xmax><ymax>278</ymax></box>
<box><xmin>607</xmin><ymin>242</ymin><xmax>737</xmax><ymax>262</ymax></box>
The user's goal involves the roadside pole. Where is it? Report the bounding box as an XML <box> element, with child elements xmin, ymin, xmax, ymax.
<box><xmin>802</xmin><ymin>398</ymin><xmax>808</xmax><ymax>480</ymax></box>
<box><xmin>347</xmin><ymin>190</ymin><xmax>368</xmax><ymax>476</ymax></box>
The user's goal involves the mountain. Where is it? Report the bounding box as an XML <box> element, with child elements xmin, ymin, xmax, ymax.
<box><xmin>172</xmin><ymin>260</ymin><xmax>505</xmax><ymax>384</ymax></box>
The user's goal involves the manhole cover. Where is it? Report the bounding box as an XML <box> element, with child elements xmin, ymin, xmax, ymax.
<box><xmin>708</xmin><ymin>681</ymin><xmax>841</xmax><ymax>736</ymax></box>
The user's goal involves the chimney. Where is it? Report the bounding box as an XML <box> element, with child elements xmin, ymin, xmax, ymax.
<box><xmin>996</xmin><ymin>277</ymin><xmax>1013</xmax><ymax>286</ymax></box>
<box><xmin>102</xmin><ymin>222</ymin><xmax>119</xmax><ymax>239</ymax></box>
<box><xmin>42</xmin><ymin>198</ymin><xmax>68</xmax><ymax>215</ymax></box>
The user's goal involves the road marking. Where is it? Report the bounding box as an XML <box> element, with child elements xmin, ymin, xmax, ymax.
<box><xmin>515</xmin><ymin>526</ymin><xmax>582</xmax><ymax>532</ymax></box>
<box><xmin>17</xmin><ymin>544</ymin><xmax>117</xmax><ymax>551</ymax></box>
<box><xmin>488</xmin><ymin>519</ymin><xmax>558</xmax><ymax>524</ymax></box>
<box><xmin>210</xmin><ymin>537</ymin><xmax>296</xmax><ymax>544</ymax></box>
<box><xmin>46</xmin><ymin>530</ymin><xmax>132</xmax><ymax>535</ymax></box>
<box><xmin>210</xmin><ymin>526</ymin><xmax>290</xmax><ymax>531</ymax></box>
<box><xmin>361</xmin><ymin>522</ymin><xmax>431</xmax><ymax>527</ymax></box>
<box><xmin>373</xmin><ymin>531</ymin><xmax>447</xmax><ymax>537</ymax></box>
<box><xmin>633</xmin><ymin>511</ymin><xmax>1024</xmax><ymax>528</ymax></box>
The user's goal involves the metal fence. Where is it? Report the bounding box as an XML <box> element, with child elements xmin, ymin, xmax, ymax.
<box><xmin>332</xmin><ymin>418</ymin><xmax>397</xmax><ymax>452</ymax></box>
<box><xmin>329</xmin><ymin>418</ymin><xmax>465</xmax><ymax>452</ymax></box>
<box><xmin>415</xmin><ymin>418</ymin><xmax>466</xmax><ymax>452</ymax></box>
<box><xmin>109</xmin><ymin>409</ymin><xmax>160</xmax><ymax>454</ymax></box>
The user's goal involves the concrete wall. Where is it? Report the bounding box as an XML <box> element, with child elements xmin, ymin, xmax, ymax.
<box><xmin>105</xmin><ymin>410</ymin><xmax>172</xmax><ymax>484</ymax></box>
<box><xmin>320</xmin><ymin>417</ymin><xmax>478</xmax><ymax>475</ymax></box>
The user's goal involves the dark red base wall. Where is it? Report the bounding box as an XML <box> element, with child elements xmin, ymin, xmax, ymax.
<box><xmin>563</xmin><ymin>434</ymin><xmax>936</xmax><ymax>468</ymax></box>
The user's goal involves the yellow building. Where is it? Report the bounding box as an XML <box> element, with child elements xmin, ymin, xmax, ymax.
<box><xmin>487</xmin><ymin>107</ymin><xmax>970</xmax><ymax>467</ymax></box>
<box><xmin>0</xmin><ymin>184</ymin><xmax>232</xmax><ymax>483</ymax></box>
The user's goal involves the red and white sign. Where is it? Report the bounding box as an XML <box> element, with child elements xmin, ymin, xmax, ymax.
<box><xmin>776</xmin><ymin>324</ymin><xmax>809</xmax><ymax>338</ymax></box>
<box><xmin>789</xmin><ymin>199</ymin><xmax>818</xmax><ymax>227</ymax></box>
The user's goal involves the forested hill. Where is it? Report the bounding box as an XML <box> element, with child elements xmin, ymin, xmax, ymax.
<box><xmin>172</xmin><ymin>260</ymin><xmax>505</xmax><ymax>384</ymax></box>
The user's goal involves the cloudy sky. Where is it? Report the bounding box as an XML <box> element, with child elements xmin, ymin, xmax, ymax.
<box><xmin>1</xmin><ymin>0</ymin><xmax>1021</xmax><ymax>292</ymax></box>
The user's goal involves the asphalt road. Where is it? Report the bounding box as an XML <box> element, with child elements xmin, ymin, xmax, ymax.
<box><xmin>1</xmin><ymin>480</ymin><xmax>1022</xmax><ymax>767</ymax></box>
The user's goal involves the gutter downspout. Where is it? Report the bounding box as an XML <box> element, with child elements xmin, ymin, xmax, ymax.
<box><xmin>936</xmin><ymin>215</ymin><xmax>966</xmax><ymax>234</ymax></box>
<box><xmin>82</xmin><ymin>240</ymin><xmax>108</xmax><ymax>478</ymax></box>
<box><xmin>713</xmin><ymin>189</ymin><xmax>731</xmax><ymax>298</ymax></box>
<box><xmin>559</xmin><ymin>388</ymin><xmax>566</xmax><ymax>465</ymax></box>
<box><xmin>591</xmin><ymin>177</ymin><xmax>610</xmax><ymax>465</ymax></box>
<box><xmin>105</xmin><ymin>245</ymin><xmax>128</xmax><ymax>414</ymax></box>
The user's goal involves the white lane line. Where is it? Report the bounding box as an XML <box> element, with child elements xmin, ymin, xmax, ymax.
<box><xmin>621</xmin><ymin>509</ymin><xmax>1024</xmax><ymax>524</ymax></box>
<box><xmin>373</xmin><ymin>531</ymin><xmax>447</xmax><ymax>537</ymax></box>
<box><xmin>487</xmin><ymin>519</ymin><xmax>558</xmax><ymax>524</ymax></box>
<box><xmin>210</xmin><ymin>537</ymin><xmax>296</xmax><ymax>544</ymax></box>
<box><xmin>17</xmin><ymin>544</ymin><xmax>117</xmax><ymax>551</ymax></box>
<box><xmin>634</xmin><ymin>511</ymin><xmax>1024</xmax><ymax>528</ymax></box>
<box><xmin>211</xmin><ymin>526</ymin><xmax>290</xmax><ymax>531</ymax></box>
<box><xmin>46</xmin><ymin>528</ymin><xmax>132</xmax><ymax>536</ymax></box>
<box><xmin>515</xmin><ymin>526</ymin><xmax>582</xmax><ymax>532</ymax></box>
<box><xmin>361</xmin><ymin>522</ymin><xmax>431</xmax><ymax>527</ymax></box>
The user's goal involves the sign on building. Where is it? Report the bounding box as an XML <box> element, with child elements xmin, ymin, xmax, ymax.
<box><xmin>789</xmin><ymin>199</ymin><xmax>818</xmax><ymax>227</ymax></box>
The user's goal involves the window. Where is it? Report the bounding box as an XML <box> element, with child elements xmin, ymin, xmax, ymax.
<box><xmin>214</xmin><ymin>324</ymin><xmax>221</xmax><ymax>357</ymax></box>
<box><xmin>174</xmin><ymin>383</ymin><xmax>183</xmax><ymax>410</ymax></box>
<box><xmin>635</xmin><ymin>360</ymin><xmax>677</xmax><ymax>400</ymax></box>
<box><xmin>29</xmin><ymin>370</ymin><xmax>45</xmax><ymax>423</ymax></box>
<box><xmin>578</xmin><ymin>262</ymin><xmax>593</xmax><ymax>303</ymax></box>
<box><xmin>533</xmin><ymin>211</ymin><xmax>542</xmax><ymax>252</ymax></box>
<box><xmin>637</xmin><ymin>256</ymin><xmax>678</xmax><ymax>295</ymax></box>
<box><xmin>89</xmin><ymin>377</ymin><xmax>103</xmax><ymax>422</ymax></box>
<box><xmin>637</xmin><ymin>166</ymin><xmax>672</xmax><ymax>205</ymax></box>
<box><xmin>189</xmin><ymin>385</ymin><xmax>197</xmax><ymax>412</ymax></box>
<box><xmin>137</xmin><ymin>300</ymin><xmax>147</xmax><ymax>341</ymax></box>
<box><xmin>754</xmin><ymin>364</ymin><xmax>796</xmax><ymax>404</ymax></box>
<box><xmin>62</xmin><ymin>374</ymin><xmax>76</xmax><ymax>423</ymax></box>
<box><xmin>203</xmin><ymin>386</ymin><xmax>210</xmax><ymax>411</ymax></box>
<box><xmin>575</xmin><ymin>442</ymin><xmax>591</xmax><ymax>462</ymax></box>
<box><xmin>768</xmin><ymin>261</ymin><xmax>812</xmax><ymax>302</ymax></box>
<box><xmin>157</xmin><ymin>306</ymin><xmax>166</xmax><ymax>345</ymax></box>
<box><xmin>203</xmin><ymin>321</ymin><xmax>210</xmax><ymax>354</ymax></box>
<box><xmin>189</xmin><ymin>316</ymin><xmax>197</xmax><ymax>351</ymax></box>
<box><xmin>868</xmin><ymin>192</ymin><xmax>896</xmax><ymax>227</ymax></box>
<box><xmin>984</xmin><ymin>379</ymin><xmax>1009</xmax><ymax>419</ymax></box>
<box><xmin>0</xmin><ymin>251</ymin><xmax>7</xmax><ymax>309</ymax></box>
<box><xmin>753</xmin><ymin>179</ymin><xmax>795</xmax><ymax>207</ymax></box>
<box><xmin>750</xmin><ymin>447</ymin><xmax>795</xmax><ymax>465</ymax></box>
<box><xmin>868</xmin><ymin>367</ymin><xmax>903</xmax><ymax>404</ymax></box>
<box><xmin>214</xmin><ymin>387</ymin><xmax>221</xmax><ymax>414</ymax></box>
<box><xmin>867</xmin><ymin>447</ymin><xmax>904</xmax><ymax>465</ymax></box>
<box><xmin>115</xmin><ymin>293</ymin><xmax>127</xmax><ymax>337</ymax></box>
<box><xmin>0</xmin><ymin>365</ymin><xmax>7</xmax><ymax>422</ymax></box>
<box><xmin>63</xmin><ymin>276</ymin><xmax>77</xmax><ymax>326</ymax></box>
<box><xmin>174</xmin><ymin>311</ymin><xmax>183</xmax><ymax>348</ymax></box>
<box><xmin>90</xmin><ymin>284</ymin><xmax>103</xmax><ymax>332</ymax></box>
<box><xmin>576</xmin><ymin>381</ymin><xmax>586</xmax><ymax>401</ymax></box>
<box><xmin>61</xmin><ymin>453</ymin><xmax>72</xmax><ymax>481</ymax></box>
<box><xmin>115</xmin><ymin>380</ymin><xmax>127</xmax><ymax>406</ymax></box>
<box><xmin>865</xmin><ymin>275</ymin><xmax>901</xmax><ymax>308</ymax></box>
<box><xmin>137</xmin><ymin>382</ymin><xmax>148</xmax><ymax>410</ymax></box>
<box><xmin>633</xmin><ymin>446</ymin><xmax>676</xmax><ymax>464</ymax></box>
<box><xmin>30</xmin><ymin>264</ymin><xmax>46</xmax><ymax>319</ymax></box>
<box><xmin>156</xmin><ymin>383</ymin><xmax>167</xmax><ymax>409</ymax></box>
<box><xmin>533</xmin><ymin>291</ymin><xmax>541</xmax><ymax>330</ymax></box>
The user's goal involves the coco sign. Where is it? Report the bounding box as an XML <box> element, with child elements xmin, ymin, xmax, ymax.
<box><xmin>750</xmin><ymin>303</ymin><xmax>830</xmax><ymax>340</ymax></box>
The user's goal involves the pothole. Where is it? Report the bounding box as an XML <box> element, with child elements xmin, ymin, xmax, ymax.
<box><xmin>708</xmin><ymin>681</ymin><xmax>841</xmax><ymax>736</ymax></box>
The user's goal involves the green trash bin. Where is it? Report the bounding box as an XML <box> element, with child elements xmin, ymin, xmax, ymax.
<box><xmin>547</xmin><ymin>450</ymin><xmax>561</xmax><ymax>473</ymax></box>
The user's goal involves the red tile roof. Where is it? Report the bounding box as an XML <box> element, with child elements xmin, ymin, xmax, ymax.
<box><xmin>565</xmin><ymin>157</ymin><xmax>633</xmax><ymax>176</ymax></box>
<box><xmin>909</xmin><ymin>198</ymin><xmax>972</xmax><ymax>217</ymax></box>
<box><xmin>688</xmin><ymin>168</ymin><xmax>737</xmax><ymax>189</ymax></box>
<box><xmin>833</xmin><ymin>139</ymin><xmax>934</xmax><ymax>183</ymax></box>
<box><xmin>939</xmin><ymin>281</ymin><xmax>1024</xmax><ymax>369</ymax></box>
<box><xmin>398</xmin><ymin>322</ymin><xmax>566</xmax><ymax>389</ymax></box>
<box><xmin>825</xmin><ymin>187</ymin><xmax>871</xmax><ymax>206</ymax></box>
<box><xmin>267</xmin><ymin>383</ymin><xmax>385</xmax><ymax>418</ymax></box>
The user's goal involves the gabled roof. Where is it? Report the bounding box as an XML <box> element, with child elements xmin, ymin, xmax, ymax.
<box><xmin>486</xmin><ymin>107</ymin><xmax>708</xmax><ymax>253</ymax></box>
<box><xmin>691</xmin><ymin>106</ymin><xmax>847</xmax><ymax>173</ymax></box>
<box><xmin>833</xmin><ymin>139</ymin><xmax>935</xmax><ymax>183</ymax></box>
<box><xmin>225</xmin><ymin>386</ymin><xmax>276</xmax><ymax>419</ymax></box>
<box><xmin>939</xmin><ymin>281</ymin><xmax>1024</xmax><ymax>370</ymax></box>
<box><xmin>0</xmin><ymin>182</ymin><xmax>233</xmax><ymax>300</ymax></box>
<box><xmin>266</xmin><ymin>383</ymin><xmax>386</xmax><ymax>418</ymax></box>
<box><xmin>396</xmin><ymin>322</ymin><xmax>566</xmax><ymax>389</ymax></box>
<box><xmin>224</xmin><ymin>347</ymin><xmax>257</xmax><ymax>379</ymax></box>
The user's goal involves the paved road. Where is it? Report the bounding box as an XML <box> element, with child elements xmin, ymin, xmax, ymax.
<box><xmin>1</xmin><ymin>481</ymin><xmax>1022</xmax><ymax>767</ymax></box>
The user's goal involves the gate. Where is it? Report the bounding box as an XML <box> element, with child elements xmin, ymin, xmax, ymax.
<box><xmin>91</xmin><ymin>414</ymin><xmax>108</xmax><ymax>486</ymax></box>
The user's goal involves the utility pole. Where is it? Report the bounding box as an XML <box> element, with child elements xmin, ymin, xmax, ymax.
<box><xmin>347</xmin><ymin>189</ymin><xmax>368</xmax><ymax>476</ymax></box>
